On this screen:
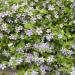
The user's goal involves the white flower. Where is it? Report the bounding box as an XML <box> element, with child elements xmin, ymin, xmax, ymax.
<box><xmin>46</xmin><ymin>0</ymin><xmax>49</xmax><ymax>3</ymax></box>
<box><xmin>47</xmin><ymin>55</ymin><xmax>54</xmax><ymax>63</ymax></box>
<box><xmin>8</xmin><ymin>57</ymin><xmax>15</xmax><ymax>66</ymax></box>
<box><xmin>0</xmin><ymin>64</ymin><xmax>6</xmax><ymax>70</ymax></box>
<box><xmin>37</xmin><ymin>14</ymin><xmax>42</xmax><ymax>19</ymax></box>
<box><xmin>60</xmin><ymin>24</ymin><xmax>64</xmax><ymax>28</ymax></box>
<box><xmin>46</xmin><ymin>34</ymin><xmax>53</xmax><ymax>41</ymax></box>
<box><xmin>70</xmin><ymin>0</ymin><xmax>74</xmax><ymax>2</ymax></box>
<box><xmin>70</xmin><ymin>71</ymin><xmax>75</xmax><ymax>75</ymax></box>
<box><xmin>15</xmin><ymin>26</ymin><xmax>23</xmax><ymax>33</ymax></box>
<box><xmin>58</xmin><ymin>34</ymin><xmax>63</xmax><ymax>39</ymax></box>
<box><xmin>36</xmin><ymin>27</ymin><xmax>43</xmax><ymax>35</ymax></box>
<box><xmin>46</xmin><ymin>15</ymin><xmax>51</xmax><ymax>20</ymax></box>
<box><xmin>39</xmin><ymin>57</ymin><xmax>45</xmax><ymax>63</ymax></box>
<box><xmin>9</xmin><ymin>34</ymin><xmax>17</xmax><ymax>40</ymax></box>
<box><xmin>46</xmin><ymin>29</ymin><xmax>51</xmax><ymax>33</ymax></box>
<box><xmin>0</xmin><ymin>33</ymin><xmax>3</xmax><ymax>39</ymax></box>
<box><xmin>20</xmin><ymin>33</ymin><xmax>24</xmax><ymax>39</ymax></box>
<box><xmin>8</xmin><ymin>43</ymin><xmax>13</xmax><ymax>47</ymax></box>
<box><xmin>48</xmin><ymin>4</ymin><xmax>55</xmax><ymax>10</ymax></box>
<box><xmin>54</xmin><ymin>12</ymin><xmax>59</xmax><ymax>19</ymax></box>
<box><xmin>2</xmin><ymin>49</ymin><xmax>10</xmax><ymax>57</ymax></box>
<box><xmin>72</xmin><ymin>44</ymin><xmax>75</xmax><ymax>49</ymax></box>
<box><xmin>28</xmin><ymin>11</ymin><xmax>33</xmax><ymax>16</ymax></box>
<box><xmin>60</xmin><ymin>48</ymin><xmax>68</xmax><ymax>56</ymax></box>
<box><xmin>24</xmin><ymin>71</ymin><xmax>28</xmax><ymax>75</ymax></box>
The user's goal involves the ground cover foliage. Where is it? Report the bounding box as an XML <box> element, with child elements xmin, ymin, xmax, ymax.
<box><xmin>0</xmin><ymin>0</ymin><xmax>75</xmax><ymax>75</ymax></box>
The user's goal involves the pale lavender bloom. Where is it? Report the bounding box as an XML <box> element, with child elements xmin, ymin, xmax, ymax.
<box><xmin>72</xmin><ymin>44</ymin><xmax>75</xmax><ymax>49</ymax></box>
<box><xmin>31</xmin><ymin>70</ymin><xmax>38</xmax><ymax>75</ymax></box>
<box><xmin>34</xmin><ymin>0</ymin><xmax>38</xmax><ymax>3</ymax></box>
<box><xmin>36</xmin><ymin>27</ymin><xmax>43</xmax><ymax>35</ymax></box>
<box><xmin>25</xmin><ymin>53</ymin><xmax>33</xmax><ymax>63</ymax></box>
<box><xmin>39</xmin><ymin>43</ymin><xmax>49</xmax><ymax>52</ymax></box>
<box><xmin>16</xmin><ymin>48</ymin><xmax>24</xmax><ymax>53</ymax></box>
<box><xmin>40</xmin><ymin>65</ymin><xmax>46</xmax><ymax>75</ymax></box>
<box><xmin>48</xmin><ymin>4</ymin><xmax>55</xmax><ymax>10</ymax></box>
<box><xmin>47</xmin><ymin>45</ymin><xmax>54</xmax><ymax>53</ymax></box>
<box><xmin>42</xmin><ymin>2</ymin><xmax>46</xmax><ymax>8</ymax></box>
<box><xmin>40</xmin><ymin>65</ymin><xmax>49</xmax><ymax>72</ymax></box>
<box><xmin>0</xmin><ymin>33</ymin><xmax>3</xmax><ymax>39</ymax></box>
<box><xmin>70</xmin><ymin>2</ymin><xmax>75</xmax><ymax>8</ymax></box>
<box><xmin>0</xmin><ymin>64</ymin><xmax>6</xmax><ymax>70</ymax></box>
<box><xmin>33</xmin><ymin>57</ymin><xmax>40</xmax><ymax>66</ymax></box>
<box><xmin>1</xmin><ymin>23</ymin><xmax>7</xmax><ymax>31</ymax></box>
<box><xmin>0</xmin><ymin>12</ymin><xmax>9</xmax><ymax>17</ymax></box>
<box><xmin>33</xmin><ymin>43</ymin><xmax>39</xmax><ymax>49</ymax></box>
<box><xmin>60</xmin><ymin>48</ymin><xmax>68</xmax><ymax>56</ymax></box>
<box><xmin>12</xmin><ymin>4</ymin><xmax>19</xmax><ymax>10</ymax></box>
<box><xmin>26</xmin><ymin>29</ymin><xmax>33</xmax><ymax>36</ymax></box>
<box><xmin>49</xmin><ymin>45</ymin><xmax>54</xmax><ymax>50</ymax></box>
<box><xmin>64</xmin><ymin>18</ymin><xmax>68</xmax><ymax>22</ymax></box>
<box><xmin>31</xmin><ymin>16</ymin><xmax>37</xmax><ymax>23</ymax></box>
<box><xmin>16</xmin><ymin>14</ymin><xmax>21</xmax><ymax>18</ymax></box>
<box><xmin>68</xmin><ymin>50</ymin><xmax>73</xmax><ymax>56</ymax></box>
<box><xmin>7</xmin><ymin>19</ymin><xmax>13</xmax><ymax>23</ymax></box>
<box><xmin>16</xmin><ymin>58</ymin><xmax>23</xmax><ymax>65</ymax></box>
<box><xmin>6</xmin><ymin>29</ymin><xmax>11</xmax><ymax>34</ymax></box>
<box><xmin>15</xmin><ymin>26</ymin><xmax>22</xmax><ymax>33</ymax></box>
<box><xmin>20</xmin><ymin>33</ymin><xmax>24</xmax><ymax>39</ymax></box>
<box><xmin>39</xmin><ymin>43</ymin><xmax>49</xmax><ymax>49</ymax></box>
<box><xmin>33</xmin><ymin>57</ymin><xmax>45</xmax><ymax>66</ymax></box>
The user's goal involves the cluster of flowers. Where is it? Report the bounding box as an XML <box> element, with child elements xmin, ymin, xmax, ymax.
<box><xmin>0</xmin><ymin>0</ymin><xmax>75</xmax><ymax>75</ymax></box>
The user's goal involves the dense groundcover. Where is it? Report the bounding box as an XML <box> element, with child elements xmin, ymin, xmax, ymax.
<box><xmin>0</xmin><ymin>0</ymin><xmax>75</xmax><ymax>75</ymax></box>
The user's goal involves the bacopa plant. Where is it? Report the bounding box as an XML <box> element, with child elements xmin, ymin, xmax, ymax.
<box><xmin>0</xmin><ymin>0</ymin><xmax>75</xmax><ymax>75</ymax></box>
